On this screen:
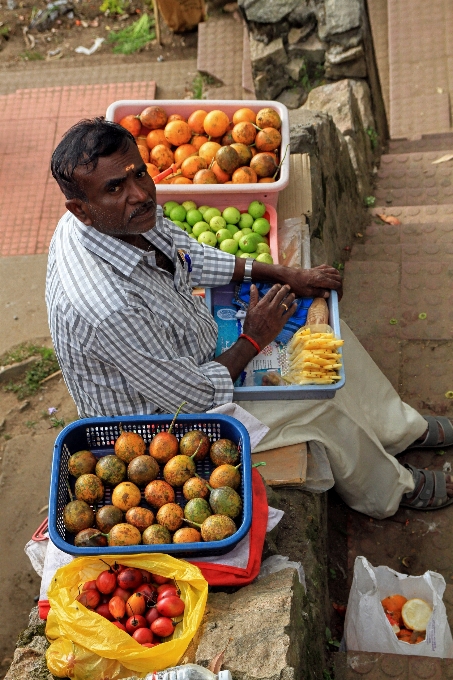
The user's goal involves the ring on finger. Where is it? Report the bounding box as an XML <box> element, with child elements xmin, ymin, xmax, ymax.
<box><xmin>281</xmin><ymin>302</ymin><xmax>289</xmax><ymax>312</ymax></box>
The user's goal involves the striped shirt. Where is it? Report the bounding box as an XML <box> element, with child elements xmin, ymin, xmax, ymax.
<box><xmin>46</xmin><ymin>206</ymin><xmax>236</xmax><ymax>417</ymax></box>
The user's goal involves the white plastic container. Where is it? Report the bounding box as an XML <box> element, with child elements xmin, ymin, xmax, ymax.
<box><xmin>105</xmin><ymin>99</ymin><xmax>290</xmax><ymax>208</ymax></box>
<box><xmin>146</xmin><ymin>664</ymin><xmax>232</xmax><ymax>680</ymax></box>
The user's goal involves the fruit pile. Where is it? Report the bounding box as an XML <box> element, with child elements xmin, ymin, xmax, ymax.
<box><xmin>63</xmin><ymin>411</ymin><xmax>244</xmax><ymax>548</ymax></box>
<box><xmin>381</xmin><ymin>594</ymin><xmax>432</xmax><ymax>644</ymax></box>
<box><xmin>76</xmin><ymin>563</ymin><xmax>184</xmax><ymax>646</ymax></box>
<box><xmin>162</xmin><ymin>199</ymin><xmax>274</xmax><ymax>263</ymax></box>
<box><xmin>119</xmin><ymin>105</ymin><xmax>283</xmax><ymax>184</ymax></box>
<box><xmin>286</xmin><ymin>328</ymin><xmax>344</xmax><ymax>385</ymax></box>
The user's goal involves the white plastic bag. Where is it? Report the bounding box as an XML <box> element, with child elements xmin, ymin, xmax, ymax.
<box><xmin>344</xmin><ymin>556</ymin><xmax>453</xmax><ymax>657</ymax></box>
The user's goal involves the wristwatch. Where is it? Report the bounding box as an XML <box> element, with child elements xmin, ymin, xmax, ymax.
<box><xmin>243</xmin><ymin>258</ymin><xmax>254</xmax><ymax>283</ymax></box>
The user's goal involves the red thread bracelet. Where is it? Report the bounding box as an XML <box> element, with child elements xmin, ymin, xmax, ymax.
<box><xmin>239</xmin><ymin>333</ymin><xmax>261</xmax><ymax>354</ymax></box>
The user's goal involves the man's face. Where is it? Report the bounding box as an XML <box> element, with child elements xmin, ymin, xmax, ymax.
<box><xmin>69</xmin><ymin>142</ymin><xmax>157</xmax><ymax>236</ymax></box>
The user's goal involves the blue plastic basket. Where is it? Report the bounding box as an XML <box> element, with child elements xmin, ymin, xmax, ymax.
<box><xmin>48</xmin><ymin>414</ymin><xmax>252</xmax><ymax>557</ymax></box>
<box><xmin>205</xmin><ymin>288</ymin><xmax>345</xmax><ymax>400</ymax></box>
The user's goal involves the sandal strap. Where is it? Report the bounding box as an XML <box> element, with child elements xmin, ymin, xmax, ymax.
<box><xmin>403</xmin><ymin>464</ymin><xmax>448</xmax><ymax>508</ymax></box>
<box><xmin>421</xmin><ymin>416</ymin><xmax>442</xmax><ymax>446</ymax></box>
<box><xmin>433</xmin><ymin>416</ymin><xmax>453</xmax><ymax>446</ymax></box>
<box><xmin>421</xmin><ymin>416</ymin><xmax>453</xmax><ymax>447</ymax></box>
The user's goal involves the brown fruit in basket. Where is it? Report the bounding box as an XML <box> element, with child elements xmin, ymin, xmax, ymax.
<box><xmin>209</xmin><ymin>464</ymin><xmax>241</xmax><ymax>490</ymax></box>
<box><xmin>174</xmin><ymin>143</ymin><xmax>197</xmax><ymax>165</ymax></box>
<box><xmin>215</xmin><ymin>146</ymin><xmax>241</xmax><ymax>175</ymax></box>
<box><xmin>255</xmin><ymin>128</ymin><xmax>282</xmax><ymax>152</ymax></box>
<box><xmin>127</xmin><ymin>455</ymin><xmax>160</xmax><ymax>486</ymax></box>
<box><xmin>63</xmin><ymin>500</ymin><xmax>95</xmax><ymax>534</ymax></box>
<box><xmin>142</xmin><ymin>524</ymin><xmax>172</xmax><ymax>545</ymax></box>
<box><xmin>114</xmin><ymin>430</ymin><xmax>146</xmax><ymax>464</ymax></box>
<box><xmin>138</xmin><ymin>144</ymin><xmax>149</xmax><ymax>164</ymax></box>
<box><xmin>179</xmin><ymin>430</ymin><xmax>210</xmax><ymax>460</ymax></box>
<box><xmin>119</xmin><ymin>114</ymin><xmax>141</xmax><ymax>137</ymax></box>
<box><xmin>198</xmin><ymin>141</ymin><xmax>222</xmax><ymax>165</ymax></box>
<box><xmin>68</xmin><ymin>450</ymin><xmax>97</xmax><ymax>478</ymax></box>
<box><xmin>250</xmin><ymin>152</ymin><xmax>278</xmax><ymax>179</ymax></box>
<box><xmin>95</xmin><ymin>455</ymin><xmax>126</xmax><ymax>485</ymax></box>
<box><xmin>107</xmin><ymin>523</ymin><xmax>141</xmax><ymax>546</ymax></box>
<box><xmin>181</xmin><ymin>155</ymin><xmax>207</xmax><ymax>180</ymax></box>
<box><xmin>183</xmin><ymin>476</ymin><xmax>210</xmax><ymax>501</ymax></box>
<box><xmin>164</xmin><ymin>120</ymin><xmax>192</xmax><ymax>146</ymax></box>
<box><xmin>144</xmin><ymin>479</ymin><xmax>175</xmax><ymax>508</ymax></box>
<box><xmin>173</xmin><ymin>527</ymin><xmax>201</xmax><ymax>543</ymax></box>
<box><xmin>163</xmin><ymin>453</ymin><xmax>196</xmax><ymax>487</ymax></box>
<box><xmin>187</xmin><ymin>109</ymin><xmax>208</xmax><ymax>135</ymax></box>
<box><xmin>156</xmin><ymin>502</ymin><xmax>184</xmax><ymax>531</ymax></box>
<box><xmin>125</xmin><ymin>507</ymin><xmax>155</xmax><ymax>533</ymax></box>
<box><xmin>210</xmin><ymin>439</ymin><xmax>240</xmax><ymax>466</ymax></box>
<box><xmin>232</xmin><ymin>167</ymin><xmax>258</xmax><ymax>184</ymax></box>
<box><xmin>232</xmin><ymin>122</ymin><xmax>256</xmax><ymax>146</ymax></box>
<box><xmin>209</xmin><ymin>486</ymin><xmax>242</xmax><ymax>518</ymax></box>
<box><xmin>193</xmin><ymin>169</ymin><xmax>218</xmax><ymax>184</ymax></box>
<box><xmin>200</xmin><ymin>514</ymin><xmax>237</xmax><ymax>542</ymax></box>
<box><xmin>75</xmin><ymin>474</ymin><xmax>104</xmax><ymax>504</ymax></box>
<box><xmin>191</xmin><ymin>134</ymin><xmax>209</xmax><ymax>151</ymax></box>
<box><xmin>256</xmin><ymin>108</ymin><xmax>281</xmax><ymax>130</ymax></box>
<box><xmin>230</xmin><ymin>142</ymin><xmax>253</xmax><ymax>167</ymax></box>
<box><xmin>146</xmin><ymin>129</ymin><xmax>171</xmax><ymax>150</ymax></box>
<box><xmin>203</xmin><ymin>110</ymin><xmax>230</xmax><ymax>138</ymax></box>
<box><xmin>95</xmin><ymin>504</ymin><xmax>124</xmax><ymax>533</ymax></box>
<box><xmin>112</xmin><ymin>481</ymin><xmax>142</xmax><ymax>512</ymax></box>
<box><xmin>149</xmin><ymin>404</ymin><xmax>185</xmax><ymax>464</ymax></box>
<box><xmin>139</xmin><ymin>106</ymin><xmax>167</xmax><ymax>130</ymax></box>
<box><xmin>74</xmin><ymin>527</ymin><xmax>108</xmax><ymax>547</ymax></box>
<box><xmin>150</xmin><ymin>145</ymin><xmax>174</xmax><ymax>171</ymax></box>
<box><xmin>211</xmin><ymin>162</ymin><xmax>230</xmax><ymax>184</ymax></box>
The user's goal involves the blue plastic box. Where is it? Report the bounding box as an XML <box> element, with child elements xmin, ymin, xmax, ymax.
<box><xmin>48</xmin><ymin>414</ymin><xmax>252</xmax><ymax>557</ymax></box>
<box><xmin>205</xmin><ymin>287</ymin><xmax>345</xmax><ymax>400</ymax></box>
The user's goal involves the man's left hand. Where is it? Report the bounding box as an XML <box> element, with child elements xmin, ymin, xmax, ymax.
<box><xmin>282</xmin><ymin>264</ymin><xmax>343</xmax><ymax>299</ymax></box>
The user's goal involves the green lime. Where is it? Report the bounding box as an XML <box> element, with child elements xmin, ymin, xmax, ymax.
<box><xmin>186</xmin><ymin>209</ymin><xmax>203</xmax><ymax>226</ymax></box>
<box><xmin>183</xmin><ymin>222</ymin><xmax>192</xmax><ymax>234</ymax></box>
<box><xmin>256</xmin><ymin>242</ymin><xmax>271</xmax><ymax>255</ymax></box>
<box><xmin>182</xmin><ymin>200</ymin><xmax>197</xmax><ymax>212</ymax></box>
<box><xmin>210</xmin><ymin>216</ymin><xmax>226</xmax><ymax>232</ymax></box>
<box><xmin>256</xmin><ymin>252</ymin><xmax>273</xmax><ymax>264</ymax></box>
<box><xmin>240</xmin><ymin>252</ymin><xmax>257</xmax><ymax>259</ymax></box>
<box><xmin>252</xmin><ymin>217</ymin><xmax>271</xmax><ymax>236</ymax></box>
<box><xmin>173</xmin><ymin>220</ymin><xmax>185</xmax><ymax>230</ymax></box>
<box><xmin>239</xmin><ymin>213</ymin><xmax>254</xmax><ymax>230</ymax></box>
<box><xmin>203</xmin><ymin>207</ymin><xmax>221</xmax><ymax>223</ymax></box>
<box><xmin>219</xmin><ymin>239</ymin><xmax>239</xmax><ymax>255</ymax></box>
<box><xmin>192</xmin><ymin>221</ymin><xmax>210</xmax><ymax>238</ymax></box>
<box><xmin>233</xmin><ymin>230</ymin><xmax>245</xmax><ymax>243</ymax></box>
<box><xmin>248</xmin><ymin>200</ymin><xmax>266</xmax><ymax>219</ymax></box>
<box><xmin>170</xmin><ymin>205</ymin><xmax>187</xmax><ymax>222</ymax></box>
<box><xmin>198</xmin><ymin>231</ymin><xmax>217</xmax><ymax>247</ymax></box>
<box><xmin>239</xmin><ymin>234</ymin><xmax>260</xmax><ymax>253</ymax></box>
<box><xmin>236</xmin><ymin>249</ymin><xmax>245</xmax><ymax>257</ymax></box>
<box><xmin>216</xmin><ymin>229</ymin><xmax>232</xmax><ymax>243</ymax></box>
<box><xmin>222</xmin><ymin>207</ymin><xmax>241</xmax><ymax>225</ymax></box>
<box><xmin>163</xmin><ymin>201</ymin><xmax>179</xmax><ymax>217</ymax></box>
<box><xmin>198</xmin><ymin>205</ymin><xmax>210</xmax><ymax>215</ymax></box>
<box><xmin>226</xmin><ymin>224</ymin><xmax>239</xmax><ymax>236</ymax></box>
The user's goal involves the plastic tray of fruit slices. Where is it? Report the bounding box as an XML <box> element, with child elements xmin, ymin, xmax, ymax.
<box><xmin>105</xmin><ymin>99</ymin><xmax>290</xmax><ymax>208</ymax></box>
<box><xmin>48</xmin><ymin>413</ymin><xmax>252</xmax><ymax>557</ymax></box>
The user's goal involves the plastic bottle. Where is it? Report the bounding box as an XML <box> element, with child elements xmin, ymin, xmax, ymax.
<box><xmin>145</xmin><ymin>663</ymin><xmax>232</xmax><ymax>680</ymax></box>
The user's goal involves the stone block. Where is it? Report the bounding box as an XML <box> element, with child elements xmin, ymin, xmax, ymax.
<box><xmin>326</xmin><ymin>43</ymin><xmax>364</xmax><ymax>66</ymax></box>
<box><xmin>249</xmin><ymin>35</ymin><xmax>287</xmax><ymax>70</ymax></box>
<box><xmin>4</xmin><ymin>637</ymin><xmax>51</xmax><ymax>680</ymax></box>
<box><xmin>250</xmin><ymin>36</ymin><xmax>289</xmax><ymax>99</ymax></box>
<box><xmin>288</xmin><ymin>33</ymin><xmax>326</xmax><ymax>63</ymax></box>
<box><xmin>289</xmin><ymin>107</ymin><xmax>366</xmax><ymax>264</ymax></box>
<box><xmin>287</xmin><ymin>24</ymin><xmax>316</xmax><ymax>50</ymax></box>
<box><xmin>349</xmin><ymin>79</ymin><xmax>375</xmax><ymax>131</ymax></box>
<box><xmin>325</xmin><ymin>56</ymin><xmax>367</xmax><ymax>79</ymax></box>
<box><xmin>238</xmin><ymin>0</ymin><xmax>300</xmax><ymax>24</ymax></box>
<box><xmin>303</xmin><ymin>79</ymin><xmax>373</xmax><ymax>196</ymax></box>
<box><xmin>288</xmin><ymin>3</ymin><xmax>316</xmax><ymax>28</ymax></box>
<box><xmin>195</xmin><ymin>569</ymin><xmax>306</xmax><ymax>680</ymax></box>
<box><xmin>318</xmin><ymin>0</ymin><xmax>362</xmax><ymax>40</ymax></box>
<box><xmin>276</xmin><ymin>87</ymin><xmax>307</xmax><ymax>109</ymax></box>
<box><xmin>285</xmin><ymin>57</ymin><xmax>305</xmax><ymax>81</ymax></box>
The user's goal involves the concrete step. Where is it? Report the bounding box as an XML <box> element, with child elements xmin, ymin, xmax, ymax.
<box><xmin>389</xmin><ymin>132</ymin><xmax>453</xmax><ymax>154</ymax></box>
<box><xmin>350</xmin><ymin>241</ymin><xmax>453</xmax><ymax>261</ymax></box>
<box><xmin>374</xmin><ymin>150</ymin><xmax>453</xmax><ymax>206</ymax></box>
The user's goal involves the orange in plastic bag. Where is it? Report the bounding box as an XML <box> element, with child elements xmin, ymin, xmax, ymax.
<box><xmin>45</xmin><ymin>553</ymin><xmax>208</xmax><ymax>679</ymax></box>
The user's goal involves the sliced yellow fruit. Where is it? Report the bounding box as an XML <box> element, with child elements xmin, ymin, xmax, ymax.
<box><xmin>401</xmin><ymin>598</ymin><xmax>433</xmax><ymax>631</ymax></box>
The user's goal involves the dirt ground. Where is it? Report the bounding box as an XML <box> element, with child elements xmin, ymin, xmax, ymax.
<box><xmin>0</xmin><ymin>354</ymin><xmax>78</xmax><ymax>677</ymax></box>
<box><xmin>0</xmin><ymin>0</ymin><xmax>197</xmax><ymax>66</ymax></box>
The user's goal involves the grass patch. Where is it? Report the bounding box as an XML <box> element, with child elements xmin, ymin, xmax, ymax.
<box><xmin>4</xmin><ymin>347</ymin><xmax>60</xmax><ymax>400</ymax></box>
<box><xmin>191</xmin><ymin>72</ymin><xmax>219</xmax><ymax>99</ymax></box>
<box><xmin>108</xmin><ymin>13</ymin><xmax>155</xmax><ymax>54</ymax></box>
<box><xmin>99</xmin><ymin>0</ymin><xmax>125</xmax><ymax>14</ymax></box>
<box><xmin>19</xmin><ymin>50</ymin><xmax>44</xmax><ymax>61</ymax></box>
<box><xmin>0</xmin><ymin>342</ymin><xmax>50</xmax><ymax>367</ymax></box>
<box><xmin>366</xmin><ymin>126</ymin><xmax>379</xmax><ymax>151</ymax></box>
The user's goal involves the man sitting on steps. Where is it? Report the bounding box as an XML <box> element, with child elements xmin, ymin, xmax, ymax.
<box><xmin>46</xmin><ymin>117</ymin><xmax>453</xmax><ymax>519</ymax></box>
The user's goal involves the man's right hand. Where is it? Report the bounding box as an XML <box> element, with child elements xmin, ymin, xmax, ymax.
<box><xmin>242</xmin><ymin>284</ymin><xmax>296</xmax><ymax>349</ymax></box>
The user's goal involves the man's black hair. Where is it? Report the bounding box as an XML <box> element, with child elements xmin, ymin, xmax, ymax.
<box><xmin>51</xmin><ymin>117</ymin><xmax>136</xmax><ymax>201</ymax></box>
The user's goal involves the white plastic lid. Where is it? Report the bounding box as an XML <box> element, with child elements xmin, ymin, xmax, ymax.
<box><xmin>218</xmin><ymin>672</ymin><xmax>233</xmax><ymax>680</ymax></box>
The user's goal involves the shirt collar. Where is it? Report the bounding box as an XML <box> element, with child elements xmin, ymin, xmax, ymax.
<box><xmin>70</xmin><ymin>206</ymin><xmax>167</xmax><ymax>277</ymax></box>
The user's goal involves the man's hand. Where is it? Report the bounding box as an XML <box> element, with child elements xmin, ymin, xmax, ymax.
<box><xmin>231</xmin><ymin>260</ymin><xmax>343</xmax><ymax>299</ymax></box>
<box><xmin>243</xmin><ymin>283</ymin><xmax>296</xmax><ymax>349</ymax></box>
<box><xmin>282</xmin><ymin>264</ymin><xmax>343</xmax><ymax>299</ymax></box>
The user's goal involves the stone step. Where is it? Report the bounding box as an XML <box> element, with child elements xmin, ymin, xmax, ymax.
<box><xmin>370</xmin><ymin>204</ymin><xmax>453</xmax><ymax>223</ymax></box>
<box><xmin>334</xmin><ymin>648</ymin><xmax>452</xmax><ymax>679</ymax></box>
<box><xmin>374</xmin><ymin>150</ymin><xmax>453</xmax><ymax>206</ymax></box>
<box><xmin>389</xmin><ymin>132</ymin><xmax>453</xmax><ymax>154</ymax></box>
<box><xmin>350</xmin><ymin>242</ymin><xmax>453</xmax><ymax>262</ymax></box>
<box><xmin>364</xmin><ymin>219</ymin><xmax>453</xmax><ymax>246</ymax></box>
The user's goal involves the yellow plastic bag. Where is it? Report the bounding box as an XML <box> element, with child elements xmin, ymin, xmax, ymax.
<box><xmin>45</xmin><ymin>553</ymin><xmax>208</xmax><ymax>679</ymax></box>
